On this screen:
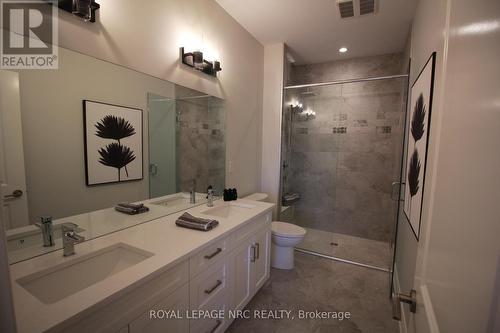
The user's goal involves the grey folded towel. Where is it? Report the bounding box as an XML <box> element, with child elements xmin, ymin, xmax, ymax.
<box><xmin>282</xmin><ymin>193</ymin><xmax>301</xmax><ymax>205</ymax></box>
<box><xmin>175</xmin><ymin>212</ymin><xmax>219</xmax><ymax>231</ymax></box>
<box><xmin>115</xmin><ymin>202</ymin><xmax>149</xmax><ymax>215</ymax></box>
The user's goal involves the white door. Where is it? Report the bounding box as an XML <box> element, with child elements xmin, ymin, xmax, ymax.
<box><xmin>0</xmin><ymin>70</ymin><xmax>29</xmax><ymax>229</ymax></box>
<box><xmin>393</xmin><ymin>1</ymin><xmax>500</xmax><ymax>333</ymax></box>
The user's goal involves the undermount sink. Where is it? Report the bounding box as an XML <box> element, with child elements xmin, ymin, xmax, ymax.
<box><xmin>201</xmin><ymin>202</ymin><xmax>256</xmax><ymax>218</ymax></box>
<box><xmin>17</xmin><ymin>243</ymin><xmax>153</xmax><ymax>304</ymax></box>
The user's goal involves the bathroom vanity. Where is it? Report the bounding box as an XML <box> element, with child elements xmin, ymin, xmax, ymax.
<box><xmin>9</xmin><ymin>199</ymin><xmax>274</xmax><ymax>333</ymax></box>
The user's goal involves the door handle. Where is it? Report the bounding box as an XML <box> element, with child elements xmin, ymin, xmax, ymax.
<box><xmin>392</xmin><ymin>289</ymin><xmax>417</xmax><ymax>321</ymax></box>
<box><xmin>3</xmin><ymin>189</ymin><xmax>23</xmax><ymax>199</ymax></box>
<box><xmin>255</xmin><ymin>242</ymin><xmax>260</xmax><ymax>260</ymax></box>
<box><xmin>149</xmin><ymin>163</ymin><xmax>158</xmax><ymax>176</ymax></box>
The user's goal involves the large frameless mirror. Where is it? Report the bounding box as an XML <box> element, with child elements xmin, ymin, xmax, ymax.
<box><xmin>0</xmin><ymin>46</ymin><xmax>225</xmax><ymax>264</ymax></box>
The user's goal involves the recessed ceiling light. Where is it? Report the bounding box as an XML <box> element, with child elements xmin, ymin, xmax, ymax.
<box><xmin>339</xmin><ymin>47</ymin><xmax>348</xmax><ymax>53</ymax></box>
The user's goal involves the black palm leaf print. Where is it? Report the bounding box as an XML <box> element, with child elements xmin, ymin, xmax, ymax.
<box><xmin>411</xmin><ymin>94</ymin><xmax>426</xmax><ymax>142</ymax></box>
<box><xmin>407</xmin><ymin>149</ymin><xmax>421</xmax><ymax>216</ymax></box>
<box><xmin>95</xmin><ymin>115</ymin><xmax>136</xmax><ymax>141</ymax></box>
<box><xmin>98</xmin><ymin>142</ymin><xmax>136</xmax><ymax>181</ymax></box>
<box><xmin>95</xmin><ymin>115</ymin><xmax>136</xmax><ymax>179</ymax></box>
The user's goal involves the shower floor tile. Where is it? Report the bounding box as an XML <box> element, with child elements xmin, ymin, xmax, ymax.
<box><xmin>298</xmin><ymin>227</ymin><xmax>392</xmax><ymax>269</ymax></box>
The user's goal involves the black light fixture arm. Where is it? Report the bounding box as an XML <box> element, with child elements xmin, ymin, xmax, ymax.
<box><xmin>180</xmin><ymin>47</ymin><xmax>222</xmax><ymax>77</ymax></box>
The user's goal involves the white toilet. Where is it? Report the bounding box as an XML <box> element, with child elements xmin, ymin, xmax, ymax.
<box><xmin>243</xmin><ymin>192</ymin><xmax>269</xmax><ymax>202</ymax></box>
<box><xmin>244</xmin><ymin>193</ymin><xmax>306</xmax><ymax>269</ymax></box>
<box><xmin>270</xmin><ymin>221</ymin><xmax>306</xmax><ymax>270</ymax></box>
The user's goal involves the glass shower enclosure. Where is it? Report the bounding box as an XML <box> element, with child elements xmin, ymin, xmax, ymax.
<box><xmin>148</xmin><ymin>86</ymin><xmax>226</xmax><ymax>199</ymax></box>
<box><xmin>279</xmin><ymin>75</ymin><xmax>408</xmax><ymax>271</ymax></box>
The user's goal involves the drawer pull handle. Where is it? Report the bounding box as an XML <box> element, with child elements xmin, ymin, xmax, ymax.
<box><xmin>207</xmin><ymin>319</ymin><xmax>222</xmax><ymax>333</ymax></box>
<box><xmin>204</xmin><ymin>247</ymin><xmax>222</xmax><ymax>259</ymax></box>
<box><xmin>204</xmin><ymin>279</ymin><xmax>222</xmax><ymax>294</ymax></box>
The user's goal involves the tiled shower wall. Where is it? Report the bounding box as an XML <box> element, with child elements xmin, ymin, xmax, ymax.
<box><xmin>176</xmin><ymin>96</ymin><xmax>226</xmax><ymax>194</ymax></box>
<box><xmin>283</xmin><ymin>53</ymin><xmax>406</xmax><ymax>242</ymax></box>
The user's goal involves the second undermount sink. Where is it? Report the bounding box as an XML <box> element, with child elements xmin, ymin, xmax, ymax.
<box><xmin>17</xmin><ymin>243</ymin><xmax>153</xmax><ymax>304</ymax></box>
<box><xmin>201</xmin><ymin>202</ymin><xmax>256</xmax><ymax>218</ymax></box>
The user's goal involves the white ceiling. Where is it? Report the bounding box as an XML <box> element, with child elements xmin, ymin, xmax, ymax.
<box><xmin>215</xmin><ymin>0</ymin><xmax>417</xmax><ymax>64</ymax></box>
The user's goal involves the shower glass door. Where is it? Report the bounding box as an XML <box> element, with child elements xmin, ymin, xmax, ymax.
<box><xmin>148</xmin><ymin>93</ymin><xmax>177</xmax><ymax>198</ymax></box>
<box><xmin>280</xmin><ymin>76</ymin><xmax>407</xmax><ymax>270</ymax></box>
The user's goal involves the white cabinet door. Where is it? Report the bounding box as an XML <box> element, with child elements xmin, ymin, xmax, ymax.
<box><xmin>231</xmin><ymin>224</ymin><xmax>271</xmax><ymax>311</ymax></box>
<box><xmin>129</xmin><ymin>284</ymin><xmax>189</xmax><ymax>333</ymax></box>
<box><xmin>251</xmin><ymin>227</ymin><xmax>271</xmax><ymax>291</ymax></box>
<box><xmin>231</xmin><ymin>239</ymin><xmax>253</xmax><ymax>310</ymax></box>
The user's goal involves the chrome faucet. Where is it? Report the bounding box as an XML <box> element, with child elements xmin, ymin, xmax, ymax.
<box><xmin>190</xmin><ymin>179</ymin><xmax>196</xmax><ymax>204</ymax></box>
<box><xmin>207</xmin><ymin>185</ymin><xmax>215</xmax><ymax>207</ymax></box>
<box><xmin>35</xmin><ymin>216</ymin><xmax>55</xmax><ymax>247</ymax></box>
<box><xmin>62</xmin><ymin>223</ymin><xmax>85</xmax><ymax>256</ymax></box>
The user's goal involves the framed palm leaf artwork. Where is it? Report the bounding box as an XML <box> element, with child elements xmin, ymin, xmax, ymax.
<box><xmin>83</xmin><ymin>100</ymin><xmax>143</xmax><ymax>186</ymax></box>
<box><xmin>403</xmin><ymin>52</ymin><xmax>436</xmax><ymax>240</ymax></box>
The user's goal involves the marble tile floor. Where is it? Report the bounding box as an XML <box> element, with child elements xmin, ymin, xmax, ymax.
<box><xmin>298</xmin><ymin>227</ymin><xmax>393</xmax><ymax>269</ymax></box>
<box><xmin>226</xmin><ymin>252</ymin><xmax>399</xmax><ymax>333</ymax></box>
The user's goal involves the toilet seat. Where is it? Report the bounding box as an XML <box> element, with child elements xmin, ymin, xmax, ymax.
<box><xmin>244</xmin><ymin>192</ymin><xmax>269</xmax><ymax>201</ymax></box>
<box><xmin>271</xmin><ymin>221</ymin><xmax>306</xmax><ymax>238</ymax></box>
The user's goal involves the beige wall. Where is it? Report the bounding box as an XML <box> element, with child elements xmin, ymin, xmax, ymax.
<box><xmin>54</xmin><ymin>0</ymin><xmax>264</xmax><ymax>197</ymax></box>
<box><xmin>15</xmin><ymin>47</ymin><xmax>175</xmax><ymax>223</ymax></box>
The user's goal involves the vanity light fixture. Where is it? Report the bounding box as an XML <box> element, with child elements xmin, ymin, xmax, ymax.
<box><xmin>339</xmin><ymin>47</ymin><xmax>348</xmax><ymax>53</ymax></box>
<box><xmin>49</xmin><ymin>0</ymin><xmax>100</xmax><ymax>23</ymax></box>
<box><xmin>180</xmin><ymin>47</ymin><xmax>222</xmax><ymax>77</ymax></box>
<box><xmin>291</xmin><ymin>102</ymin><xmax>303</xmax><ymax>113</ymax></box>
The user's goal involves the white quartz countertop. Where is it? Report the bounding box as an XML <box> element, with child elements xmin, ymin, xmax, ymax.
<box><xmin>6</xmin><ymin>192</ymin><xmax>208</xmax><ymax>264</ymax></box>
<box><xmin>9</xmin><ymin>199</ymin><xmax>274</xmax><ymax>333</ymax></box>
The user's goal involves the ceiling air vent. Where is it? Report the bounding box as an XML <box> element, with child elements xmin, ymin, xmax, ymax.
<box><xmin>359</xmin><ymin>0</ymin><xmax>375</xmax><ymax>15</ymax></box>
<box><xmin>337</xmin><ymin>0</ymin><xmax>377</xmax><ymax>18</ymax></box>
<box><xmin>337</xmin><ymin>0</ymin><xmax>355</xmax><ymax>18</ymax></box>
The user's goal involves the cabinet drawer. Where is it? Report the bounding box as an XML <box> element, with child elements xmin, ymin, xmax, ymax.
<box><xmin>189</xmin><ymin>234</ymin><xmax>232</xmax><ymax>278</ymax></box>
<box><xmin>233</xmin><ymin>212</ymin><xmax>271</xmax><ymax>244</ymax></box>
<box><xmin>189</xmin><ymin>291</ymin><xmax>228</xmax><ymax>333</ymax></box>
<box><xmin>190</xmin><ymin>256</ymin><xmax>229</xmax><ymax>310</ymax></box>
<box><xmin>129</xmin><ymin>283</ymin><xmax>189</xmax><ymax>333</ymax></box>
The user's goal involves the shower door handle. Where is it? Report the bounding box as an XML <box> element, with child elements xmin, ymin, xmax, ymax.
<box><xmin>149</xmin><ymin>163</ymin><xmax>158</xmax><ymax>176</ymax></box>
<box><xmin>391</xmin><ymin>182</ymin><xmax>401</xmax><ymax>201</ymax></box>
